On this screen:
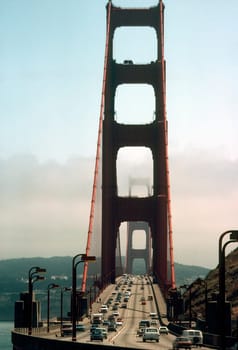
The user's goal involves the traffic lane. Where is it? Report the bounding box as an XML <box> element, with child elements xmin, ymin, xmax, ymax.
<box><xmin>113</xmin><ymin>325</ymin><xmax>175</xmax><ymax>349</ymax></box>
<box><xmin>112</xmin><ymin>278</ymin><xmax>168</xmax><ymax>348</ymax></box>
<box><xmin>75</xmin><ymin>275</ymin><xmax>213</xmax><ymax>348</ymax></box>
<box><xmin>68</xmin><ymin>275</ymin><xmax>158</xmax><ymax>345</ymax></box>
<box><xmin>73</xmin><ymin>276</ymin><xmax>132</xmax><ymax>343</ymax></box>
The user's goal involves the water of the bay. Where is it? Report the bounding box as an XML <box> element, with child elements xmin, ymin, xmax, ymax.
<box><xmin>0</xmin><ymin>321</ymin><xmax>13</xmax><ymax>350</ymax></box>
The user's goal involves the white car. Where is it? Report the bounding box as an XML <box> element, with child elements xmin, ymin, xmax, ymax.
<box><xmin>142</xmin><ymin>327</ymin><xmax>160</xmax><ymax>342</ymax></box>
<box><xmin>159</xmin><ymin>326</ymin><xmax>168</xmax><ymax>334</ymax></box>
<box><xmin>112</xmin><ymin>311</ymin><xmax>119</xmax><ymax>317</ymax></box>
<box><xmin>182</xmin><ymin>329</ymin><xmax>203</xmax><ymax>346</ymax></box>
<box><xmin>100</xmin><ymin>305</ymin><xmax>108</xmax><ymax>313</ymax></box>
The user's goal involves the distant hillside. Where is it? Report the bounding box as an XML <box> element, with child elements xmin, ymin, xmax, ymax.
<box><xmin>0</xmin><ymin>256</ymin><xmax>210</xmax><ymax>321</ymax></box>
<box><xmin>174</xmin><ymin>262</ymin><xmax>210</xmax><ymax>286</ymax></box>
<box><xmin>188</xmin><ymin>247</ymin><xmax>238</xmax><ymax>321</ymax></box>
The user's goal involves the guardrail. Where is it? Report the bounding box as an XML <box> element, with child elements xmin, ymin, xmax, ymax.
<box><xmin>14</xmin><ymin>325</ymin><xmax>60</xmax><ymax>335</ymax></box>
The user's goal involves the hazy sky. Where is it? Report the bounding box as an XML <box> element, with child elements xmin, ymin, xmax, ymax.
<box><xmin>0</xmin><ymin>0</ymin><xmax>237</xmax><ymax>269</ymax></box>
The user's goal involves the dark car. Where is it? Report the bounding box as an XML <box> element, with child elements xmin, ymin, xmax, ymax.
<box><xmin>108</xmin><ymin>322</ymin><xmax>117</xmax><ymax>332</ymax></box>
<box><xmin>61</xmin><ymin>327</ymin><xmax>72</xmax><ymax>336</ymax></box>
<box><xmin>90</xmin><ymin>329</ymin><xmax>104</xmax><ymax>342</ymax></box>
<box><xmin>173</xmin><ymin>336</ymin><xmax>192</xmax><ymax>349</ymax></box>
<box><xmin>102</xmin><ymin>319</ymin><xmax>110</xmax><ymax>326</ymax></box>
<box><xmin>76</xmin><ymin>324</ymin><xmax>86</xmax><ymax>332</ymax></box>
<box><xmin>123</xmin><ymin>60</ymin><xmax>133</xmax><ymax>65</ymax></box>
<box><xmin>61</xmin><ymin>324</ymin><xmax>85</xmax><ymax>336</ymax></box>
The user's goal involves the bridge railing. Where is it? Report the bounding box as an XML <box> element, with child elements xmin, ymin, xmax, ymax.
<box><xmin>14</xmin><ymin>325</ymin><xmax>60</xmax><ymax>335</ymax></box>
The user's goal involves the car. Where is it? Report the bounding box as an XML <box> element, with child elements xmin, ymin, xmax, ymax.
<box><xmin>182</xmin><ymin>329</ymin><xmax>203</xmax><ymax>346</ymax></box>
<box><xmin>90</xmin><ymin>324</ymin><xmax>98</xmax><ymax>331</ymax></box>
<box><xmin>123</xmin><ymin>60</ymin><xmax>133</xmax><ymax>65</ymax></box>
<box><xmin>142</xmin><ymin>327</ymin><xmax>160</xmax><ymax>342</ymax></box>
<box><xmin>92</xmin><ymin>313</ymin><xmax>103</xmax><ymax>324</ymax></box>
<box><xmin>108</xmin><ymin>322</ymin><xmax>117</xmax><ymax>332</ymax></box>
<box><xmin>94</xmin><ymin>327</ymin><xmax>107</xmax><ymax>339</ymax></box>
<box><xmin>76</xmin><ymin>324</ymin><xmax>86</xmax><ymax>332</ymax></box>
<box><xmin>116</xmin><ymin>317</ymin><xmax>123</xmax><ymax>326</ymax></box>
<box><xmin>90</xmin><ymin>328</ymin><xmax>104</xmax><ymax>341</ymax></box>
<box><xmin>151</xmin><ymin>319</ymin><xmax>158</xmax><ymax>326</ymax></box>
<box><xmin>102</xmin><ymin>319</ymin><xmax>110</xmax><ymax>326</ymax></box>
<box><xmin>137</xmin><ymin>327</ymin><xmax>145</xmax><ymax>337</ymax></box>
<box><xmin>61</xmin><ymin>327</ymin><xmax>73</xmax><ymax>336</ymax></box>
<box><xmin>61</xmin><ymin>325</ymin><xmax>85</xmax><ymax>336</ymax></box>
<box><xmin>172</xmin><ymin>336</ymin><xmax>192</xmax><ymax>349</ymax></box>
<box><xmin>159</xmin><ymin>326</ymin><xmax>168</xmax><ymax>334</ymax></box>
<box><xmin>121</xmin><ymin>303</ymin><xmax>127</xmax><ymax>308</ymax></box>
<box><xmin>100</xmin><ymin>305</ymin><xmax>108</xmax><ymax>313</ymax></box>
<box><xmin>139</xmin><ymin>320</ymin><xmax>150</xmax><ymax>328</ymax></box>
<box><xmin>149</xmin><ymin>312</ymin><xmax>157</xmax><ymax>319</ymax></box>
<box><xmin>61</xmin><ymin>323</ymin><xmax>72</xmax><ymax>335</ymax></box>
<box><xmin>113</xmin><ymin>311</ymin><xmax>119</xmax><ymax>317</ymax></box>
<box><xmin>141</xmin><ymin>300</ymin><xmax>146</xmax><ymax>305</ymax></box>
<box><xmin>108</xmin><ymin>314</ymin><xmax>116</xmax><ymax>321</ymax></box>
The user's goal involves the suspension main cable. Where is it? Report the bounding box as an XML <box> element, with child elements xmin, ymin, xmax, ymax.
<box><xmin>81</xmin><ymin>1</ymin><xmax>112</xmax><ymax>292</ymax></box>
<box><xmin>159</xmin><ymin>0</ymin><xmax>176</xmax><ymax>288</ymax></box>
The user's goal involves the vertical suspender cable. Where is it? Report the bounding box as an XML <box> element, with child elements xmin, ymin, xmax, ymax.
<box><xmin>81</xmin><ymin>1</ymin><xmax>112</xmax><ymax>292</ymax></box>
<box><xmin>159</xmin><ymin>0</ymin><xmax>176</xmax><ymax>288</ymax></box>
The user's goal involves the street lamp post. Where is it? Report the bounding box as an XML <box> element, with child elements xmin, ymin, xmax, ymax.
<box><xmin>188</xmin><ymin>288</ymin><xmax>192</xmax><ymax>328</ymax></box>
<box><xmin>28</xmin><ymin>266</ymin><xmax>46</xmax><ymax>335</ymax></box>
<box><xmin>60</xmin><ymin>287</ymin><xmax>71</xmax><ymax>336</ymax></box>
<box><xmin>72</xmin><ymin>254</ymin><xmax>96</xmax><ymax>342</ymax></box>
<box><xmin>180</xmin><ymin>284</ymin><xmax>192</xmax><ymax>328</ymax></box>
<box><xmin>219</xmin><ymin>230</ymin><xmax>238</xmax><ymax>350</ymax></box>
<box><xmin>167</xmin><ymin>287</ymin><xmax>178</xmax><ymax>322</ymax></box>
<box><xmin>47</xmin><ymin>283</ymin><xmax>59</xmax><ymax>333</ymax></box>
<box><xmin>197</xmin><ymin>278</ymin><xmax>208</xmax><ymax>328</ymax></box>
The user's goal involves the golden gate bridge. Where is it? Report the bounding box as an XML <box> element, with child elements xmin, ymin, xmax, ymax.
<box><xmin>12</xmin><ymin>2</ymin><xmax>238</xmax><ymax>349</ymax></box>
<box><xmin>81</xmin><ymin>0</ymin><xmax>175</xmax><ymax>296</ymax></box>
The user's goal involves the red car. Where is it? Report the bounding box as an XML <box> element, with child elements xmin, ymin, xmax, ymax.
<box><xmin>173</xmin><ymin>336</ymin><xmax>192</xmax><ymax>349</ymax></box>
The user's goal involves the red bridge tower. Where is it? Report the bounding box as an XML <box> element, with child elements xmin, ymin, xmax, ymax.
<box><xmin>101</xmin><ymin>1</ymin><xmax>175</xmax><ymax>292</ymax></box>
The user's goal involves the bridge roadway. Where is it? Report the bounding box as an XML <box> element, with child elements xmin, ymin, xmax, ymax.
<box><xmin>59</xmin><ymin>274</ymin><xmax>211</xmax><ymax>349</ymax></box>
